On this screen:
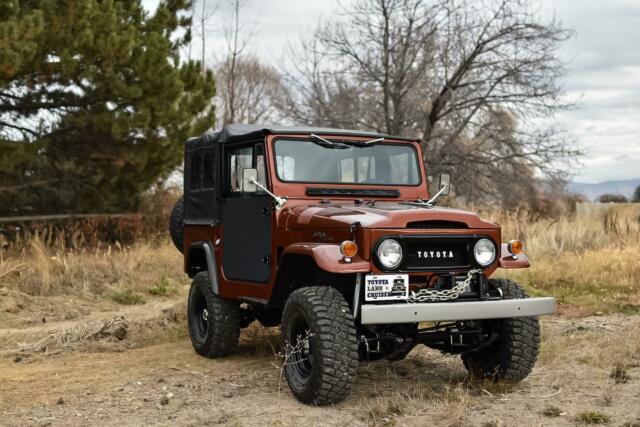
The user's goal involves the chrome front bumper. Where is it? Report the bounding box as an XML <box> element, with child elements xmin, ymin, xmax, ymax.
<box><xmin>360</xmin><ymin>297</ymin><xmax>556</xmax><ymax>325</ymax></box>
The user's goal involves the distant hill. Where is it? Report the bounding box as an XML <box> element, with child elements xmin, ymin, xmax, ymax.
<box><xmin>569</xmin><ymin>178</ymin><xmax>640</xmax><ymax>201</ymax></box>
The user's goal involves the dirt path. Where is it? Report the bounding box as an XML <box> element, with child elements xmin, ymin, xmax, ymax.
<box><xmin>1</xmin><ymin>311</ymin><xmax>640</xmax><ymax>426</ymax></box>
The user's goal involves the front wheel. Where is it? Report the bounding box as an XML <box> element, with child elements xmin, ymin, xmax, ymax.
<box><xmin>461</xmin><ymin>279</ymin><xmax>540</xmax><ymax>382</ymax></box>
<box><xmin>281</xmin><ymin>286</ymin><xmax>359</xmax><ymax>406</ymax></box>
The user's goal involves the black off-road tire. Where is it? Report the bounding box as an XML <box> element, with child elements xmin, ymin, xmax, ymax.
<box><xmin>461</xmin><ymin>279</ymin><xmax>540</xmax><ymax>382</ymax></box>
<box><xmin>169</xmin><ymin>196</ymin><xmax>184</xmax><ymax>253</ymax></box>
<box><xmin>281</xmin><ymin>286</ymin><xmax>359</xmax><ymax>406</ymax></box>
<box><xmin>188</xmin><ymin>272</ymin><xmax>240</xmax><ymax>358</ymax></box>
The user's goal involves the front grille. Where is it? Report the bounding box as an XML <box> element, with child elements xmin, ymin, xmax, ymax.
<box><xmin>404</xmin><ymin>241</ymin><xmax>471</xmax><ymax>270</ymax></box>
<box><xmin>407</xmin><ymin>220</ymin><xmax>468</xmax><ymax>229</ymax></box>
<box><xmin>375</xmin><ymin>235</ymin><xmax>484</xmax><ymax>272</ymax></box>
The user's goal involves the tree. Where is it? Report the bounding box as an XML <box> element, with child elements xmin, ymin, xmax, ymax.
<box><xmin>213</xmin><ymin>0</ymin><xmax>287</xmax><ymax>125</ymax></box>
<box><xmin>188</xmin><ymin>0</ymin><xmax>219</xmax><ymax>71</ymax></box>
<box><xmin>633</xmin><ymin>185</ymin><xmax>640</xmax><ymax>203</ymax></box>
<box><xmin>0</xmin><ymin>0</ymin><xmax>215</xmax><ymax>215</ymax></box>
<box><xmin>218</xmin><ymin>0</ymin><xmax>249</xmax><ymax>124</ymax></box>
<box><xmin>215</xmin><ymin>56</ymin><xmax>288</xmax><ymax>124</ymax></box>
<box><xmin>597</xmin><ymin>194</ymin><xmax>628</xmax><ymax>204</ymax></box>
<box><xmin>284</xmin><ymin>0</ymin><xmax>579</xmax><ymax>205</ymax></box>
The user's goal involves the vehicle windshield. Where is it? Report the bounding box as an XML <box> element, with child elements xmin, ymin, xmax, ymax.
<box><xmin>273</xmin><ymin>139</ymin><xmax>421</xmax><ymax>186</ymax></box>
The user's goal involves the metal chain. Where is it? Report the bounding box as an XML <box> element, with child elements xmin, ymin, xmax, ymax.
<box><xmin>408</xmin><ymin>269</ymin><xmax>481</xmax><ymax>303</ymax></box>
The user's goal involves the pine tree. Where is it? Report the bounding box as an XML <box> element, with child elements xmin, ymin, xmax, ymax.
<box><xmin>0</xmin><ymin>0</ymin><xmax>215</xmax><ymax>214</ymax></box>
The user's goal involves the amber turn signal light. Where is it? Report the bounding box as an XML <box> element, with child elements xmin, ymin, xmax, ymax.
<box><xmin>340</xmin><ymin>240</ymin><xmax>358</xmax><ymax>259</ymax></box>
<box><xmin>508</xmin><ymin>239</ymin><xmax>523</xmax><ymax>255</ymax></box>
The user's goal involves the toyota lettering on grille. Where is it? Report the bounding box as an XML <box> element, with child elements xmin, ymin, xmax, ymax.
<box><xmin>417</xmin><ymin>250</ymin><xmax>455</xmax><ymax>259</ymax></box>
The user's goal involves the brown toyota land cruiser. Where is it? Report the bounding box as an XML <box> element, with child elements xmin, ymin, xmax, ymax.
<box><xmin>169</xmin><ymin>124</ymin><xmax>556</xmax><ymax>406</ymax></box>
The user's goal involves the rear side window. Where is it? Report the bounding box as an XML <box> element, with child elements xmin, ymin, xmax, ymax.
<box><xmin>190</xmin><ymin>153</ymin><xmax>203</xmax><ymax>190</ymax></box>
<box><xmin>203</xmin><ymin>152</ymin><xmax>215</xmax><ymax>189</ymax></box>
<box><xmin>189</xmin><ymin>149</ymin><xmax>215</xmax><ymax>192</ymax></box>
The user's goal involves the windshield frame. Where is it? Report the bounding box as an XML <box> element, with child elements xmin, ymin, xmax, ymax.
<box><xmin>271</xmin><ymin>137</ymin><xmax>424</xmax><ymax>188</ymax></box>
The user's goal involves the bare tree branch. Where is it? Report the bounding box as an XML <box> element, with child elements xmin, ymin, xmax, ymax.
<box><xmin>284</xmin><ymin>0</ymin><xmax>579</xmax><ymax>207</ymax></box>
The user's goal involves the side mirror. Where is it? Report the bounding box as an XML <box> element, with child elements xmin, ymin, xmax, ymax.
<box><xmin>439</xmin><ymin>173</ymin><xmax>451</xmax><ymax>196</ymax></box>
<box><xmin>242</xmin><ymin>168</ymin><xmax>258</xmax><ymax>192</ymax></box>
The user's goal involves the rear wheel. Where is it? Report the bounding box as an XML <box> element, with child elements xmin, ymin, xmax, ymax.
<box><xmin>461</xmin><ymin>279</ymin><xmax>540</xmax><ymax>382</ymax></box>
<box><xmin>281</xmin><ymin>286</ymin><xmax>358</xmax><ymax>406</ymax></box>
<box><xmin>188</xmin><ymin>272</ymin><xmax>240</xmax><ymax>358</ymax></box>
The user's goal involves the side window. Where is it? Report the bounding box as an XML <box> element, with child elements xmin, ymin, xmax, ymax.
<box><xmin>189</xmin><ymin>149</ymin><xmax>215</xmax><ymax>192</ymax></box>
<box><xmin>229</xmin><ymin>146</ymin><xmax>253</xmax><ymax>192</ymax></box>
<box><xmin>203</xmin><ymin>152</ymin><xmax>215</xmax><ymax>189</ymax></box>
<box><xmin>190</xmin><ymin>153</ymin><xmax>203</xmax><ymax>190</ymax></box>
<box><xmin>227</xmin><ymin>143</ymin><xmax>268</xmax><ymax>194</ymax></box>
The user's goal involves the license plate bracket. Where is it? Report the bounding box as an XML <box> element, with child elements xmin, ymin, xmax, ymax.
<box><xmin>365</xmin><ymin>274</ymin><xmax>409</xmax><ymax>301</ymax></box>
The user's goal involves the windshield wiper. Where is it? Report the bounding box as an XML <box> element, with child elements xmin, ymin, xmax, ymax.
<box><xmin>309</xmin><ymin>133</ymin><xmax>350</xmax><ymax>149</ymax></box>
<box><xmin>309</xmin><ymin>134</ymin><xmax>385</xmax><ymax>148</ymax></box>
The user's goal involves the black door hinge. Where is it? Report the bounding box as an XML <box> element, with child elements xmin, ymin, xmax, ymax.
<box><xmin>262</xmin><ymin>256</ymin><xmax>271</xmax><ymax>264</ymax></box>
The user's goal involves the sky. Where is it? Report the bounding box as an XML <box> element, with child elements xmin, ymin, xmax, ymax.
<box><xmin>144</xmin><ymin>0</ymin><xmax>640</xmax><ymax>183</ymax></box>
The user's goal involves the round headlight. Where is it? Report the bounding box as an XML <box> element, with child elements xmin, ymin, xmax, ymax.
<box><xmin>473</xmin><ymin>238</ymin><xmax>496</xmax><ymax>267</ymax></box>
<box><xmin>377</xmin><ymin>239</ymin><xmax>402</xmax><ymax>269</ymax></box>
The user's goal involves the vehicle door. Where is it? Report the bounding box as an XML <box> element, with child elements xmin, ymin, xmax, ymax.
<box><xmin>221</xmin><ymin>141</ymin><xmax>272</xmax><ymax>283</ymax></box>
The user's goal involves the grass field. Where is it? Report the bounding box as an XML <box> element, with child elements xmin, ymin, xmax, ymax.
<box><xmin>493</xmin><ymin>205</ymin><xmax>640</xmax><ymax>315</ymax></box>
<box><xmin>2</xmin><ymin>205</ymin><xmax>638</xmax><ymax>315</ymax></box>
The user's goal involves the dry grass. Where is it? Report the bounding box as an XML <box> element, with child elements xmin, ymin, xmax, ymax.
<box><xmin>19</xmin><ymin>316</ymin><xmax>129</xmax><ymax>354</ymax></box>
<box><xmin>579</xmin><ymin>328</ymin><xmax>640</xmax><ymax>369</ymax></box>
<box><xmin>0</xmin><ymin>254</ymin><xmax>23</xmax><ymax>280</ymax></box>
<box><xmin>362</xmin><ymin>382</ymin><xmax>471</xmax><ymax>426</ymax></box>
<box><xmin>1</xmin><ymin>204</ymin><xmax>639</xmax><ymax>315</ymax></box>
<box><xmin>490</xmin><ymin>205</ymin><xmax>640</xmax><ymax>255</ymax></box>
<box><xmin>491</xmin><ymin>205</ymin><xmax>640</xmax><ymax>314</ymax></box>
<box><xmin>243</xmin><ymin>323</ymin><xmax>280</xmax><ymax>356</ymax></box>
<box><xmin>0</xmin><ymin>237</ymin><xmax>186</xmax><ymax>298</ymax></box>
<box><xmin>534</xmin><ymin>316</ymin><xmax>640</xmax><ymax>390</ymax></box>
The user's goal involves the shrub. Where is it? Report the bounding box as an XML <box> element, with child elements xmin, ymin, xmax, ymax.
<box><xmin>579</xmin><ymin>411</ymin><xmax>611</xmax><ymax>424</ymax></box>
<box><xmin>542</xmin><ymin>405</ymin><xmax>562</xmax><ymax>417</ymax></box>
<box><xmin>148</xmin><ymin>276</ymin><xmax>176</xmax><ymax>296</ymax></box>
<box><xmin>597</xmin><ymin>193</ymin><xmax>628</xmax><ymax>203</ymax></box>
<box><xmin>111</xmin><ymin>290</ymin><xmax>145</xmax><ymax>305</ymax></box>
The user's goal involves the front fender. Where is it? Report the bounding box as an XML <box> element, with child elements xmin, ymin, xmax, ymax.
<box><xmin>281</xmin><ymin>243</ymin><xmax>370</xmax><ymax>273</ymax></box>
<box><xmin>498</xmin><ymin>243</ymin><xmax>531</xmax><ymax>269</ymax></box>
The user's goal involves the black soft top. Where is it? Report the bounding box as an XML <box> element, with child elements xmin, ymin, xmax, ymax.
<box><xmin>185</xmin><ymin>124</ymin><xmax>418</xmax><ymax>152</ymax></box>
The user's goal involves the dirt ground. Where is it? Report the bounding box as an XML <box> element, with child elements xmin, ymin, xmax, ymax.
<box><xmin>1</xmin><ymin>289</ymin><xmax>639</xmax><ymax>426</ymax></box>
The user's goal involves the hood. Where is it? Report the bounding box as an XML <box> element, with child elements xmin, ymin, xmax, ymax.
<box><xmin>284</xmin><ymin>201</ymin><xmax>498</xmax><ymax>230</ymax></box>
